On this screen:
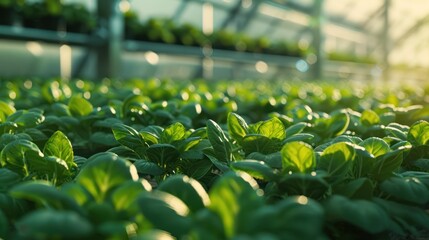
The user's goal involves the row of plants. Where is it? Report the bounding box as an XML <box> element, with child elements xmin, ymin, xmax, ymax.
<box><xmin>0</xmin><ymin>0</ymin><xmax>95</xmax><ymax>33</ymax></box>
<box><xmin>0</xmin><ymin>0</ymin><xmax>375</xmax><ymax>63</ymax></box>
<box><xmin>0</xmin><ymin>77</ymin><xmax>429</xmax><ymax>239</ymax></box>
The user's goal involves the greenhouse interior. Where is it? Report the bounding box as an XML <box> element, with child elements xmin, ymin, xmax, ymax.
<box><xmin>2</xmin><ymin>0</ymin><xmax>429</xmax><ymax>239</ymax></box>
<box><xmin>1</xmin><ymin>0</ymin><xmax>429</xmax><ymax>82</ymax></box>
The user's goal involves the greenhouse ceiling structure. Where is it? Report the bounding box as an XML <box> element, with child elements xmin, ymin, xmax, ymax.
<box><xmin>0</xmin><ymin>0</ymin><xmax>428</xmax><ymax>81</ymax></box>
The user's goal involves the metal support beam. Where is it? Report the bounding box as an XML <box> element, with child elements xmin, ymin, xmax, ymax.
<box><xmin>392</xmin><ymin>15</ymin><xmax>429</xmax><ymax>48</ymax></box>
<box><xmin>382</xmin><ymin>0</ymin><xmax>390</xmax><ymax>81</ymax></box>
<box><xmin>311</xmin><ymin>0</ymin><xmax>324</xmax><ymax>79</ymax></box>
<box><xmin>96</xmin><ymin>0</ymin><xmax>123</xmax><ymax>79</ymax></box>
<box><xmin>172</xmin><ymin>0</ymin><xmax>189</xmax><ymax>22</ymax></box>
<box><xmin>219</xmin><ymin>0</ymin><xmax>242</xmax><ymax>30</ymax></box>
<box><xmin>266</xmin><ymin>0</ymin><xmax>364</xmax><ymax>34</ymax></box>
<box><xmin>236</xmin><ymin>0</ymin><xmax>263</xmax><ymax>32</ymax></box>
<box><xmin>361</xmin><ymin>4</ymin><xmax>385</xmax><ymax>29</ymax></box>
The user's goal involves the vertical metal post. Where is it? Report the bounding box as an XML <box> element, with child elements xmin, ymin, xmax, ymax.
<box><xmin>311</xmin><ymin>0</ymin><xmax>324</xmax><ymax>80</ymax></box>
<box><xmin>97</xmin><ymin>0</ymin><xmax>123</xmax><ymax>79</ymax></box>
<box><xmin>382</xmin><ymin>0</ymin><xmax>390</xmax><ymax>81</ymax></box>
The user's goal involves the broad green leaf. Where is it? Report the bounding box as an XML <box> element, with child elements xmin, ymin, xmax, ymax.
<box><xmin>283</xmin><ymin>133</ymin><xmax>314</xmax><ymax>144</ymax></box>
<box><xmin>68</xmin><ymin>95</ymin><xmax>93</xmax><ymax>116</ymax></box>
<box><xmin>85</xmin><ymin>201</ymin><xmax>116</xmax><ymax>224</ymax></box>
<box><xmin>191</xmin><ymin>208</ymin><xmax>226</xmax><ymax>240</ymax></box>
<box><xmin>61</xmin><ymin>183</ymin><xmax>91</xmax><ymax>206</ymax></box>
<box><xmin>111</xmin><ymin>180</ymin><xmax>152</xmax><ymax>211</ymax></box>
<box><xmin>413</xmin><ymin>158</ymin><xmax>429</xmax><ymax>171</ymax></box>
<box><xmin>209</xmin><ymin>172</ymin><xmax>263</xmax><ymax>238</ymax></box>
<box><xmin>50</xmin><ymin>102</ymin><xmax>71</xmax><ymax>116</ymax></box>
<box><xmin>333</xmin><ymin>177</ymin><xmax>374</xmax><ymax>199</ymax></box>
<box><xmin>1</xmin><ymin>139</ymin><xmax>44</xmax><ymax>176</ymax></box>
<box><xmin>7</xmin><ymin>110</ymin><xmax>45</xmax><ymax>128</ymax></box>
<box><xmin>15</xmin><ymin>209</ymin><xmax>93</xmax><ymax>239</ymax></box>
<box><xmin>285</xmin><ymin>122</ymin><xmax>308</xmax><ymax>137</ymax></box>
<box><xmin>371</xmin><ymin>149</ymin><xmax>404</xmax><ymax>181</ymax></box>
<box><xmin>146</xmin><ymin>144</ymin><xmax>180</xmax><ymax>169</ymax></box>
<box><xmin>249</xmin><ymin>196</ymin><xmax>325</xmax><ymax>239</ymax></box>
<box><xmin>257</xmin><ymin>117</ymin><xmax>286</xmax><ymax>140</ymax></box>
<box><xmin>230</xmin><ymin>160</ymin><xmax>277</xmax><ymax>181</ymax></box>
<box><xmin>43</xmin><ymin>131</ymin><xmax>74</xmax><ymax>169</ymax></box>
<box><xmin>140</xmin><ymin>131</ymin><xmax>159</xmax><ymax>145</ymax></box>
<box><xmin>160</xmin><ymin>122</ymin><xmax>186</xmax><ymax>143</ymax></box>
<box><xmin>385</xmin><ymin>126</ymin><xmax>407</xmax><ymax>141</ymax></box>
<box><xmin>0</xmin><ymin>193</ymin><xmax>30</xmax><ymax>220</ymax></box>
<box><xmin>281</xmin><ymin>141</ymin><xmax>315</xmax><ymax>173</ymax></box>
<box><xmin>180</xmin><ymin>158</ymin><xmax>212</xmax><ymax>180</ymax></box>
<box><xmin>329</xmin><ymin>110</ymin><xmax>350</xmax><ymax>137</ymax></box>
<box><xmin>133</xmin><ymin>160</ymin><xmax>165</xmax><ymax>176</ymax></box>
<box><xmin>206</xmin><ymin>120</ymin><xmax>232</xmax><ymax>162</ymax></box>
<box><xmin>29</xmin><ymin>156</ymin><xmax>70</xmax><ymax>183</ymax></box>
<box><xmin>121</xmin><ymin>94</ymin><xmax>150</xmax><ymax>118</ymax></box>
<box><xmin>112</xmin><ymin>123</ymin><xmax>148</xmax><ymax>158</ymax></box>
<box><xmin>408</xmin><ymin>120</ymin><xmax>429</xmax><ymax>146</ymax></box>
<box><xmin>380</xmin><ymin>176</ymin><xmax>429</xmax><ymax>205</ymax></box>
<box><xmin>76</xmin><ymin>152</ymin><xmax>139</xmax><ymax>202</ymax></box>
<box><xmin>241</xmin><ymin>134</ymin><xmax>281</xmax><ymax>155</ymax></box>
<box><xmin>227</xmin><ymin>112</ymin><xmax>248</xmax><ymax>143</ymax></box>
<box><xmin>0</xmin><ymin>121</ymin><xmax>18</xmax><ymax>134</ymax></box>
<box><xmin>204</xmin><ymin>150</ymin><xmax>231</xmax><ymax>173</ymax></box>
<box><xmin>158</xmin><ymin>175</ymin><xmax>210</xmax><ymax>213</ymax></box>
<box><xmin>374</xmin><ymin>198</ymin><xmax>429</xmax><ymax>235</ymax></box>
<box><xmin>247</xmin><ymin>152</ymin><xmax>282</xmax><ymax>169</ymax></box>
<box><xmin>0</xmin><ymin>133</ymin><xmax>32</xmax><ymax>152</ymax></box>
<box><xmin>90</xmin><ymin>132</ymin><xmax>118</xmax><ymax>146</ymax></box>
<box><xmin>0</xmin><ymin>101</ymin><xmax>15</xmax><ymax>122</ymax></box>
<box><xmin>10</xmin><ymin>181</ymin><xmax>82</xmax><ymax>213</ymax></box>
<box><xmin>97</xmin><ymin>221</ymin><xmax>138</xmax><ymax>239</ymax></box>
<box><xmin>359</xmin><ymin>137</ymin><xmax>389</xmax><ymax>157</ymax></box>
<box><xmin>137</xmin><ymin>191</ymin><xmax>192</xmax><ymax>237</ymax></box>
<box><xmin>324</xmin><ymin>195</ymin><xmax>392</xmax><ymax>234</ymax></box>
<box><xmin>317</xmin><ymin>142</ymin><xmax>356</xmax><ymax>182</ymax></box>
<box><xmin>0</xmin><ymin>168</ymin><xmax>21</xmax><ymax>192</ymax></box>
<box><xmin>0</xmin><ymin>209</ymin><xmax>7</xmax><ymax>239</ymax></box>
<box><xmin>361</xmin><ymin>109</ymin><xmax>380</xmax><ymax>126</ymax></box>
<box><xmin>277</xmin><ymin>173</ymin><xmax>329</xmax><ymax>199</ymax></box>
<box><xmin>177</xmin><ymin>137</ymin><xmax>201</xmax><ymax>152</ymax></box>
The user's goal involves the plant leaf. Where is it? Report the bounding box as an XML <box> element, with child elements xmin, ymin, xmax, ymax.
<box><xmin>68</xmin><ymin>95</ymin><xmax>93</xmax><ymax>117</ymax></box>
<box><xmin>257</xmin><ymin>117</ymin><xmax>286</xmax><ymax>140</ymax></box>
<box><xmin>227</xmin><ymin>112</ymin><xmax>248</xmax><ymax>144</ymax></box>
<box><xmin>206</xmin><ymin>120</ymin><xmax>232</xmax><ymax>162</ymax></box>
<box><xmin>208</xmin><ymin>172</ymin><xmax>263</xmax><ymax>238</ymax></box>
<box><xmin>0</xmin><ymin>168</ymin><xmax>21</xmax><ymax>192</ymax></box>
<box><xmin>359</xmin><ymin>137</ymin><xmax>389</xmax><ymax>158</ymax></box>
<box><xmin>112</xmin><ymin>123</ymin><xmax>148</xmax><ymax>158</ymax></box>
<box><xmin>230</xmin><ymin>160</ymin><xmax>277</xmax><ymax>181</ymax></box>
<box><xmin>43</xmin><ymin>131</ymin><xmax>74</xmax><ymax>169</ymax></box>
<box><xmin>324</xmin><ymin>195</ymin><xmax>392</xmax><ymax>234</ymax></box>
<box><xmin>281</xmin><ymin>141</ymin><xmax>315</xmax><ymax>173</ymax></box>
<box><xmin>408</xmin><ymin>120</ymin><xmax>429</xmax><ymax>146</ymax></box>
<box><xmin>317</xmin><ymin>142</ymin><xmax>356</xmax><ymax>183</ymax></box>
<box><xmin>10</xmin><ymin>181</ymin><xmax>82</xmax><ymax>213</ymax></box>
<box><xmin>137</xmin><ymin>191</ymin><xmax>192</xmax><ymax>237</ymax></box>
<box><xmin>158</xmin><ymin>174</ymin><xmax>210</xmax><ymax>213</ymax></box>
<box><xmin>1</xmin><ymin>139</ymin><xmax>44</xmax><ymax>176</ymax></box>
<box><xmin>76</xmin><ymin>152</ymin><xmax>138</xmax><ymax>202</ymax></box>
<box><xmin>15</xmin><ymin>209</ymin><xmax>93</xmax><ymax>239</ymax></box>
<box><xmin>360</xmin><ymin>109</ymin><xmax>380</xmax><ymax>126</ymax></box>
<box><xmin>380</xmin><ymin>176</ymin><xmax>429</xmax><ymax>205</ymax></box>
<box><xmin>160</xmin><ymin>122</ymin><xmax>186</xmax><ymax>144</ymax></box>
<box><xmin>146</xmin><ymin>144</ymin><xmax>180</xmax><ymax>170</ymax></box>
